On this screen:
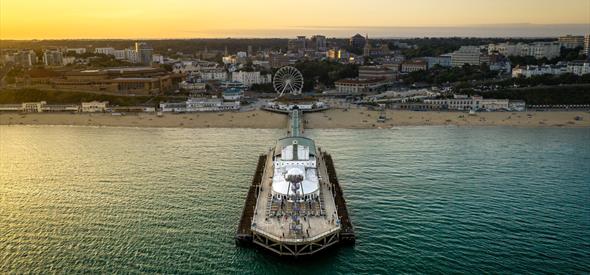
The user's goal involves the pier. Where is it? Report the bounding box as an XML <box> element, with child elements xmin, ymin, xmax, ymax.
<box><xmin>236</xmin><ymin>108</ymin><xmax>355</xmax><ymax>256</ymax></box>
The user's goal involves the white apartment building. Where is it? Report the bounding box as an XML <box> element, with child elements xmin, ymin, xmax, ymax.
<box><xmin>94</xmin><ymin>47</ymin><xmax>115</xmax><ymax>56</ymax></box>
<box><xmin>113</xmin><ymin>50</ymin><xmax>126</xmax><ymax>60</ymax></box>
<box><xmin>526</xmin><ymin>42</ymin><xmax>561</xmax><ymax>59</ymax></box>
<box><xmin>568</xmin><ymin>62</ymin><xmax>590</xmax><ymax>76</ymax></box>
<box><xmin>62</xmin><ymin>56</ymin><xmax>76</xmax><ymax>66</ymax></box>
<box><xmin>512</xmin><ymin>62</ymin><xmax>590</xmax><ymax>78</ymax></box>
<box><xmin>488</xmin><ymin>42</ymin><xmax>561</xmax><ymax>59</ymax></box>
<box><xmin>113</xmin><ymin>48</ymin><xmax>139</xmax><ymax>63</ymax></box>
<box><xmin>152</xmin><ymin>54</ymin><xmax>164</xmax><ymax>64</ymax></box>
<box><xmin>43</xmin><ymin>50</ymin><xmax>63</xmax><ymax>66</ymax></box>
<box><xmin>231</xmin><ymin>71</ymin><xmax>271</xmax><ymax>87</ymax></box>
<box><xmin>3</xmin><ymin>50</ymin><xmax>37</xmax><ymax>67</ymax></box>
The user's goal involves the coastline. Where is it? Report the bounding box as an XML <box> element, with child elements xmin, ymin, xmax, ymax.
<box><xmin>1</xmin><ymin>109</ymin><xmax>589</xmax><ymax>129</ymax></box>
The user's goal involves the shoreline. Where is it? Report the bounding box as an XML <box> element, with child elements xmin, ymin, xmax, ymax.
<box><xmin>1</xmin><ymin>109</ymin><xmax>589</xmax><ymax>129</ymax></box>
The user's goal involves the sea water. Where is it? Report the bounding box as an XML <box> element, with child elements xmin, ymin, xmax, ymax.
<box><xmin>1</xmin><ymin>126</ymin><xmax>589</xmax><ymax>273</ymax></box>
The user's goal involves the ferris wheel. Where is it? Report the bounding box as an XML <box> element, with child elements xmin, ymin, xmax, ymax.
<box><xmin>273</xmin><ymin>66</ymin><xmax>303</xmax><ymax>97</ymax></box>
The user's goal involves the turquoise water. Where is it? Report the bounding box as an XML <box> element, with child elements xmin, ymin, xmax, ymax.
<box><xmin>1</xmin><ymin>126</ymin><xmax>589</xmax><ymax>274</ymax></box>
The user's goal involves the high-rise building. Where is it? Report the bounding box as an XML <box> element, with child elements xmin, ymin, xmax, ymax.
<box><xmin>288</xmin><ymin>36</ymin><xmax>307</xmax><ymax>52</ymax></box>
<box><xmin>350</xmin><ymin>34</ymin><xmax>366</xmax><ymax>49</ymax></box>
<box><xmin>43</xmin><ymin>49</ymin><xmax>63</xmax><ymax>66</ymax></box>
<box><xmin>310</xmin><ymin>35</ymin><xmax>327</xmax><ymax>52</ymax></box>
<box><xmin>584</xmin><ymin>34</ymin><xmax>590</xmax><ymax>56</ymax></box>
<box><xmin>363</xmin><ymin>35</ymin><xmax>371</xmax><ymax>57</ymax></box>
<box><xmin>135</xmin><ymin>42</ymin><xmax>153</xmax><ymax>66</ymax></box>
<box><xmin>558</xmin><ymin>35</ymin><xmax>585</xmax><ymax>49</ymax></box>
<box><xmin>13</xmin><ymin>50</ymin><xmax>37</xmax><ymax>67</ymax></box>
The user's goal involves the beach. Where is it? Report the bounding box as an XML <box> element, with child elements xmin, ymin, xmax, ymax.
<box><xmin>1</xmin><ymin>109</ymin><xmax>589</xmax><ymax>128</ymax></box>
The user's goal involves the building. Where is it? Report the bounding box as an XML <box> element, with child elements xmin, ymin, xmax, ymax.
<box><xmin>424</xmin><ymin>95</ymin><xmax>513</xmax><ymax>111</ymax></box>
<box><xmin>81</xmin><ymin>101</ymin><xmax>108</xmax><ymax>112</ymax></box>
<box><xmin>488</xmin><ymin>54</ymin><xmax>512</xmax><ymax>74</ymax></box>
<box><xmin>160</xmin><ymin>98</ymin><xmax>240</xmax><ymax>112</ymax></box>
<box><xmin>0</xmin><ymin>101</ymin><xmax>78</xmax><ymax>113</ymax></box>
<box><xmin>179</xmin><ymin>80</ymin><xmax>207</xmax><ymax>91</ymax></box>
<box><xmin>401</xmin><ymin>59</ymin><xmax>428</xmax><ymax>73</ymax></box>
<box><xmin>584</xmin><ymin>34</ymin><xmax>590</xmax><ymax>56</ymax></box>
<box><xmin>526</xmin><ymin>42</ymin><xmax>561</xmax><ymax>59</ymax></box>
<box><xmin>310</xmin><ymin>35</ymin><xmax>327</xmax><ymax>52</ymax></box>
<box><xmin>223</xmin><ymin>88</ymin><xmax>244</xmax><ymax>101</ymax></box>
<box><xmin>152</xmin><ymin>54</ymin><xmax>164</xmax><ymax>64</ymax></box>
<box><xmin>424</xmin><ymin>55</ymin><xmax>452</xmax><ymax>69</ymax></box>
<box><xmin>172</xmin><ymin>60</ymin><xmax>227</xmax><ymax>81</ymax></box>
<box><xmin>512</xmin><ymin>62</ymin><xmax>589</xmax><ymax>78</ymax></box>
<box><xmin>113</xmin><ymin>49</ymin><xmax>126</xmax><ymax>60</ymax></box>
<box><xmin>358</xmin><ymin>65</ymin><xmax>396</xmax><ymax>80</ymax></box>
<box><xmin>45</xmin><ymin>67</ymin><xmax>181</xmax><ymax>95</ymax></box>
<box><xmin>95</xmin><ymin>47</ymin><xmax>115</xmax><ymax>56</ymax></box>
<box><xmin>489</xmin><ymin>42</ymin><xmax>561</xmax><ymax>59</ymax></box>
<box><xmin>66</xmin><ymin>48</ymin><xmax>87</xmax><ymax>54</ymax></box>
<box><xmin>22</xmin><ymin>102</ymin><xmax>46</xmax><ymax>112</ymax></box>
<box><xmin>43</xmin><ymin>50</ymin><xmax>63</xmax><ymax>66</ymax></box>
<box><xmin>113</xmin><ymin>48</ymin><xmax>139</xmax><ymax>63</ymax></box>
<box><xmin>451</xmin><ymin>46</ymin><xmax>484</xmax><ymax>67</ymax></box>
<box><xmin>512</xmin><ymin>64</ymin><xmax>567</xmax><ymax>78</ymax></box>
<box><xmin>350</xmin><ymin>34</ymin><xmax>366</xmax><ymax>49</ymax></box>
<box><xmin>269</xmin><ymin>54</ymin><xmax>291</xmax><ymax>68</ymax></box>
<box><xmin>62</xmin><ymin>56</ymin><xmax>76</xmax><ymax>66</ymax></box>
<box><xmin>288</xmin><ymin>36</ymin><xmax>307</xmax><ymax>52</ymax></box>
<box><xmin>231</xmin><ymin>71</ymin><xmax>271</xmax><ymax>87</ymax></box>
<box><xmin>334</xmin><ymin>78</ymin><xmax>387</xmax><ymax>94</ymax></box>
<box><xmin>558</xmin><ymin>35</ymin><xmax>585</xmax><ymax>49</ymax></box>
<box><xmin>9</xmin><ymin>50</ymin><xmax>37</xmax><ymax>67</ymax></box>
<box><xmin>363</xmin><ymin>35</ymin><xmax>371</xmax><ymax>57</ymax></box>
<box><xmin>135</xmin><ymin>42</ymin><xmax>153</xmax><ymax>66</ymax></box>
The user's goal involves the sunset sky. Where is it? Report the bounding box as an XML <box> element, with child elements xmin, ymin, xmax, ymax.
<box><xmin>1</xmin><ymin>0</ymin><xmax>589</xmax><ymax>39</ymax></box>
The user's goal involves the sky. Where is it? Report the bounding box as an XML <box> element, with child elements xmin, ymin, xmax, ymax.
<box><xmin>1</xmin><ymin>0</ymin><xmax>589</xmax><ymax>39</ymax></box>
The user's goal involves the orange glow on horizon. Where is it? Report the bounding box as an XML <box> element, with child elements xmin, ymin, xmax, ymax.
<box><xmin>1</xmin><ymin>0</ymin><xmax>589</xmax><ymax>39</ymax></box>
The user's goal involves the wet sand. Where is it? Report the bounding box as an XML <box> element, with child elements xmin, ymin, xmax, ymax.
<box><xmin>1</xmin><ymin>109</ymin><xmax>589</xmax><ymax>129</ymax></box>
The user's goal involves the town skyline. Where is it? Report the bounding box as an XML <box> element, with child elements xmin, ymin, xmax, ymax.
<box><xmin>1</xmin><ymin>0</ymin><xmax>589</xmax><ymax>40</ymax></box>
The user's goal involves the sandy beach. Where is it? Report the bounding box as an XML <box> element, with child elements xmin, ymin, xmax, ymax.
<box><xmin>305</xmin><ymin>109</ymin><xmax>590</xmax><ymax>128</ymax></box>
<box><xmin>1</xmin><ymin>109</ymin><xmax>589</xmax><ymax>129</ymax></box>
